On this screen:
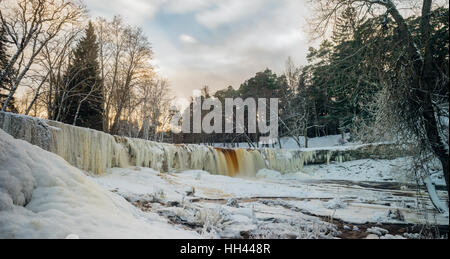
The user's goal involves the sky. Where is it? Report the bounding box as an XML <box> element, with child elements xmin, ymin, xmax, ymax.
<box><xmin>84</xmin><ymin>0</ymin><xmax>314</xmax><ymax>103</ymax></box>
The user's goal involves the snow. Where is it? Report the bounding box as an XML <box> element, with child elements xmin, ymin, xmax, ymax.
<box><xmin>91</xmin><ymin>164</ymin><xmax>448</xmax><ymax>229</ymax></box>
<box><xmin>323</xmin><ymin>198</ymin><xmax>346</xmax><ymax>210</ymax></box>
<box><xmin>437</xmin><ymin>103</ymin><xmax>449</xmax><ymax>155</ymax></box>
<box><xmin>1</xmin><ymin>113</ymin><xmax>448</xmax><ymax>238</ymax></box>
<box><xmin>380</xmin><ymin>234</ymin><xmax>406</xmax><ymax>239</ymax></box>
<box><xmin>256</xmin><ymin>169</ymin><xmax>282</xmax><ymax>179</ymax></box>
<box><xmin>95</xmin><ymin>168</ymin><xmax>309</xmax><ymax>200</ymax></box>
<box><xmin>0</xmin><ymin>129</ymin><xmax>199</xmax><ymax>239</ymax></box>
<box><xmin>280</xmin><ymin>134</ymin><xmax>353</xmax><ymax>149</ymax></box>
<box><xmin>424</xmin><ymin>176</ymin><xmax>449</xmax><ymax>214</ymax></box>
<box><xmin>301</xmin><ymin>158</ymin><xmax>415</xmax><ymax>183</ymax></box>
<box><xmin>213</xmin><ymin>134</ymin><xmax>354</xmax><ymax>149</ymax></box>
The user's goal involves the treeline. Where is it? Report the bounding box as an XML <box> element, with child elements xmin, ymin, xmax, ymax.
<box><xmin>174</xmin><ymin>7</ymin><xmax>448</xmax><ymax>149</ymax></box>
<box><xmin>174</xmin><ymin>69</ymin><xmax>292</xmax><ymax>147</ymax></box>
<box><xmin>0</xmin><ymin>0</ymin><xmax>170</xmax><ymax>139</ymax></box>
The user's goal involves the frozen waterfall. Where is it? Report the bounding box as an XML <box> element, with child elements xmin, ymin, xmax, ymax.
<box><xmin>0</xmin><ymin>112</ymin><xmax>409</xmax><ymax>176</ymax></box>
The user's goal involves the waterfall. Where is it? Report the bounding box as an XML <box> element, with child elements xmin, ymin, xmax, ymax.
<box><xmin>46</xmin><ymin>119</ymin><xmax>282</xmax><ymax>176</ymax></box>
<box><xmin>0</xmin><ymin>112</ymin><xmax>408</xmax><ymax>176</ymax></box>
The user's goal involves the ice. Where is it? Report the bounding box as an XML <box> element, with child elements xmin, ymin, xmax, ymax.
<box><xmin>1</xmin><ymin>111</ymin><xmax>409</xmax><ymax>177</ymax></box>
<box><xmin>302</xmin><ymin>158</ymin><xmax>415</xmax><ymax>183</ymax></box>
<box><xmin>1</xmin><ymin>112</ymin><xmax>447</xmax><ymax>238</ymax></box>
<box><xmin>256</xmin><ymin>169</ymin><xmax>282</xmax><ymax>179</ymax></box>
<box><xmin>0</xmin><ymin>129</ymin><xmax>198</xmax><ymax>239</ymax></box>
<box><xmin>323</xmin><ymin>198</ymin><xmax>346</xmax><ymax>210</ymax></box>
<box><xmin>213</xmin><ymin>134</ymin><xmax>353</xmax><ymax>149</ymax></box>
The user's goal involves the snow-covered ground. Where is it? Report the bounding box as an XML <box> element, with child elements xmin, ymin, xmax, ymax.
<box><xmin>302</xmin><ymin>157</ymin><xmax>447</xmax><ymax>186</ymax></box>
<box><xmin>1</xmin><ymin>129</ymin><xmax>448</xmax><ymax>239</ymax></box>
<box><xmin>212</xmin><ymin>134</ymin><xmax>354</xmax><ymax>149</ymax></box>
<box><xmin>0</xmin><ymin>129</ymin><xmax>198</xmax><ymax>239</ymax></box>
<box><xmin>90</xmin><ymin>165</ymin><xmax>448</xmax><ymax>238</ymax></box>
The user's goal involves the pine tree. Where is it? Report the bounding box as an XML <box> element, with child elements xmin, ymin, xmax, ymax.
<box><xmin>331</xmin><ymin>6</ymin><xmax>358</xmax><ymax>44</ymax></box>
<box><xmin>0</xmin><ymin>26</ymin><xmax>18</xmax><ymax>113</ymax></box>
<box><xmin>61</xmin><ymin>22</ymin><xmax>104</xmax><ymax>130</ymax></box>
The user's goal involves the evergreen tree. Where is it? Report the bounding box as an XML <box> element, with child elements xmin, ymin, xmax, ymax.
<box><xmin>297</xmin><ymin>7</ymin><xmax>448</xmax><ymax>142</ymax></box>
<box><xmin>61</xmin><ymin>22</ymin><xmax>104</xmax><ymax>130</ymax></box>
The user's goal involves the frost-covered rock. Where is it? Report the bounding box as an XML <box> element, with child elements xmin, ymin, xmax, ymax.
<box><xmin>185</xmin><ymin>186</ymin><xmax>195</xmax><ymax>197</ymax></box>
<box><xmin>0</xmin><ymin>112</ymin><xmax>52</xmax><ymax>151</ymax></box>
<box><xmin>403</xmin><ymin>233</ymin><xmax>421</xmax><ymax>239</ymax></box>
<box><xmin>386</xmin><ymin>209</ymin><xmax>405</xmax><ymax>221</ymax></box>
<box><xmin>381</xmin><ymin>234</ymin><xmax>406</xmax><ymax>239</ymax></box>
<box><xmin>367</xmin><ymin>227</ymin><xmax>389</xmax><ymax>236</ymax></box>
<box><xmin>323</xmin><ymin>198</ymin><xmax>346</xmax><ymax>209</ymax></box>
<box><xmin>226</xmin><ymin>198</ymin><xmax>239</xmax><ymax>208</ymax></box>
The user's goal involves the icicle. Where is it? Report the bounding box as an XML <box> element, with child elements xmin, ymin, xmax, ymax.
<box><xmin>0</xmin><ymin>112</ymin><xmax>409</xmax><ymax>177</ymax></box>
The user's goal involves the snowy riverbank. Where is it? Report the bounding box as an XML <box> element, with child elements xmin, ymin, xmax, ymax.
<box><xmin>1</xmin><ymin>128</ymin><xmax>447</xmax><ymax>239</ymax></box>
<box><xmin>0</xmin><ymin>129</ymin><xmax>199</xmax><ymax>238</ymax></box>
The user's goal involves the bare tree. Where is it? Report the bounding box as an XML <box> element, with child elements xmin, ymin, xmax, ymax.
<box><xmin>310</xmin><ymin>0</ymin><xmax>449</xmax><ymax>208</ymax></box>
<box><xmin>0</xmin><ymin>0</ymin><xmax>85</xmax><ymax>111</ymax></box>
<box><xmin>23</xmin><ymin>24</ymin><xmax>83</xmax><ymax>116</ymax></box>
<box><xmin>72</xmin><ymin>77</ymin><xmax>101</xmax><ymax>125</ymax></box>
<box><xmin>137</xmin><ymin>76</ymin><xmax>171</xmax><ymax>141</ymax></box>
<box><xmin>107</xmin><ymin>24</ymin><xmax>153</xmax><ymax>135</ymax></box>
<box><xmin>94</xmin><ymin>16</ymin><xmax>122</xmax><ymax>131</ymax></box>
<box><xmin>282</xmin><ymin>57</ymin><xmax>305</xmax><ymax>148</ymax></box>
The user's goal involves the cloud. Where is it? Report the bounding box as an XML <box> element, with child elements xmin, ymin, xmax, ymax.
<box><xmin>195</xmin><ymin>0</ymin><xmax>270</xmax><ymax>29</ymax></box>
<box><xmin>179</xmin><ymin>34</ymin><xmax>198</xmax><ymax>44</ymax></box>
<box><xmin>163</xmin><ymin>0</ymin><xmax>213</xmax><ymax>14</ymax></box>
<box><xmin>85</xmin><ymin>0</ymin><xmax>164</xmax><ymax>25</ymax></box>
<box><xmin>159</xmin><ymin>0</ymin><xmax>312</xmax><ymax>98</ymax></box>
<box><xmin>84</xmin><ymin>0</ymin><xmax>314</xmax><ymax>99</ymax></box>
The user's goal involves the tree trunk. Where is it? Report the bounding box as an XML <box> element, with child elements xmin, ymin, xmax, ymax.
<box><xmin>25</xmin><ymin>71</ymin><xmax>50</xmax><ymax>115</ymax></box>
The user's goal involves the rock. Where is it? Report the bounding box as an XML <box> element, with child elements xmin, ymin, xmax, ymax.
<box><xmin>226</xmin><ymin>198</ymin><xmax>240</xmax><ymax>208</ymax></box>
<box><xmin>324</xmin><ymin>198</ymin><xmax>346</xmax><ymax>209</ymax></box>
<box><xmin>403</xmin><ymin>233</ymin><xmax>421</xmax><ymax>239</ymax></box>
<box><xmin>387</xmin><ymin>209</ymin><xmax>405</xmax><ymax>221</ymax></box>
<box><xmin>381</xmin><ymin>234</ymin><xmax>406</xmax><ymax>239</ymax></box>
<box><xmin>343</xmin><ymin>225</ymin><xmax>351</xmax><ymax>230</ymax></box>
<box><xmin>132</xmin><ymin>200</ymin><xmax>153</xmax><ymax>212</ymax></box>
<box><xmin>367</xmin><ymin>227</ymin><xmax>389</xmax><ymax>236</ymax></box>
<box><xmin>185</xmin><ymin>186</ymin><xmax>195</xmax><ymax>196</ymax></box>
<box><xmin>353</xmin><ymin>226</ymin><xmax>360</xmax><ymax>232</ymax></box>
<box><xmin>168</xmin><ymin>201</ymin><xmax>180</xmax><ymax>207</ymax></box>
